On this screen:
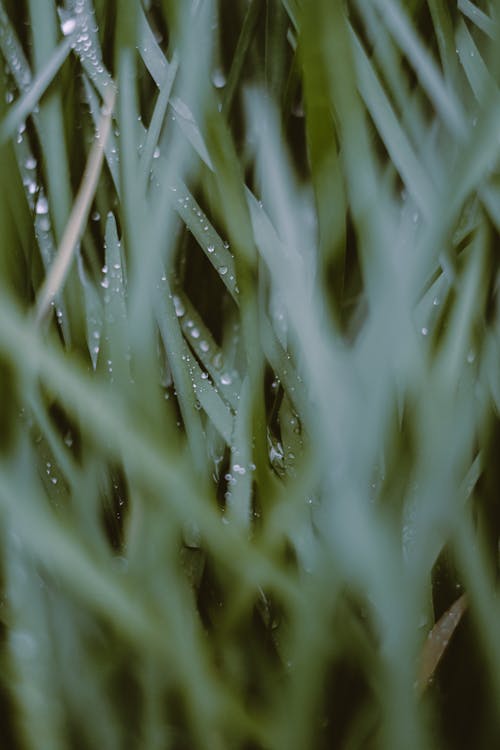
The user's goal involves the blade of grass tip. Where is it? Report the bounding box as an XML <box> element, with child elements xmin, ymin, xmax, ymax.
<box><xmin>140</xmin><ymin>53</ymin><xmax>178</xmax><ymax>189</ymax></box>
<box><xmin>76</xmin><ymin>250</ymin><xmax>104</xmax><ymax>370</ymax></box>
<box><xmin>458</xmin><ymin>0</ymin><xmax>497</xmax><ymax>39</ymax></box>
<box><xmin>100</xmin><ymin>212</ymin><xmax>130</xmax><ymax>385</ymax></box>
<box><xmin>155</xmin><ymin>273</ymin><xmax>208</xmax><ymax>473</ymax></box>
<box><xmin>136</xmin><ymin>10</ymin><xmax>213</xmax><ymax>166</ymax></box>
<box><xmin>416</xmin><ymin>594</ymin><xmax>468</xmax><ymax>694</ymax></box>
<box><xmin>34</xmin><ymin>89</ymin><xmax>116</xmax><ymax>325</ymax></box>
<box><xmin>0</xmin><ymin>36</ymin><xmax>73</xmax><ymax>145</ymax></box>
<box><xmin>137</xmin><ymin>5</ymin><xmax>169</xmax><ymax>88</ymax></box>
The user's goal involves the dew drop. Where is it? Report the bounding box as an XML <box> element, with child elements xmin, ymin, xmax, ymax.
<box><xmin>212</xmin><ymin>68</ymin><xmax>226</xmax><ymax>88</ymax></box>
<box><xmin>35</xmin><ymin>196</ymin><xmax>48</xmax><ymax>215</ymax></box>
<box><xmin>173</xmin><ymin>295</ymin><xmax>185</xmax><ymax>317</ymax></box>
<box><xmin>61</xmin><ymin>17</ymin><xmax>77</xmax><ymax>35</ymax></box>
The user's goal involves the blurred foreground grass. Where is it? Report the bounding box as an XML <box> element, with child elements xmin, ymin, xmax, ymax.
<box><xmin>1</xmin><ymin>0</ymin><xmax>500</xmax><ymax>748</ymax></box>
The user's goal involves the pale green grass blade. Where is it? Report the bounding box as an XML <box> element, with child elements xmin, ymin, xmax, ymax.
<box><xmin>155</xmin><ymin>273</ymin><xmax>209</xmax><ymax>473</ymax></box>
<box><xmin>351</xmin><ymin>29</ymin><xmax>436</xmax><ymax>220</ymax></box>
<box><xmin>458</xmin><ymin>0</ymin><xmax>498</xmax><ymax>38</ymax></box>
<box><xmin>100</xmin><ymin>212</ymin><xmax>130</xmax><ymax>385</ymax></box>
<box><xmin>140</xmin><ymin>53</ymin><xmax>178</xmax><ymax>184</ymax></box>
<box><xmin>225</xmin><ymin>377</ymin><xmax>253</xmax><ymax>528</ymax></box>
<box><xmin>427</xmin><ymin>0</ymin><xmax>460</xmax><ymax>83</ymax></box>
<box><xmin>0</xmin><ymin>37</ymin><xmax>72</xmax><ymax>144</ymax></box>
<box><xmin>369</xmin><ymin>0</ymin><xmax>466</xmax><ymax>137</ymax></box>
<box><xmin>66</xmin><ymin>0</ymin><xmax>115</xmax><ymax>98</ymax></box>
<box><xmin>176</xmin><ymin>291</ymin><xmax>242</xmax><ymax>408</ymax></box>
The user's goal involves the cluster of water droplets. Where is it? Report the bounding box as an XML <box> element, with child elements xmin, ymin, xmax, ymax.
<box><xmin>171</xmin><ymin>293</ymin><xmax>240</xmax><ymax>395</ymax></box>
<box><xmin>0</xmin><ymin>19</ymin><xmax>31</xmax><ymax>91</ymax></box>
<box><xmin>59</xmin><ymin>0</ymin><xmax>110</xmax><ymax>87</ymax></box>
<box><xmin>222</xmin><ymin>442</ymin><xmax>257</xmax><ymax>511</ymax></box>
<box><xmin>45</xmin><ymin>460</ymin><xmax>59</xmax><ymax>487</ymax></box>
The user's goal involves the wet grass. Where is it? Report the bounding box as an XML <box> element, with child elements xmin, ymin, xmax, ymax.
<box><xmin>1</xmin><ymin>1</ymin><xmax>500</xmax><ymax>748</ymax></box>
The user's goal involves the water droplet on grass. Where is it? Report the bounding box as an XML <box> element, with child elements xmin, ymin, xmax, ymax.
<box><xmin>35</xmin><ymin>196</ymin><xmax>48</xmax><ymax>215</ymax></box>
<box><xmin>212</xmin><ymin>68</ymin><xmax>226</xmax><ymax>88</ymax></box>
<box><xmin>61</xmin><ymin>17</ymin><xmax>77</xmax><ymax>35</ymax></box>
<box><xmin>173</xmin><ymin>295</ymin><xmax>185</xmax><ymax>317</ymax></box>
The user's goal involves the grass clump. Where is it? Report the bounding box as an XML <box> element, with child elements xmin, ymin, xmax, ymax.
<box><xmin>0</xmin><ymin>1</ymin><xmax>500</xmax><ymax>748</ymax></box>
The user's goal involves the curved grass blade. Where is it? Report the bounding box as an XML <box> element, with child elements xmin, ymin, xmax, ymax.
<box><xmin>417</xmin><ymin>594</ymin><xmax>468</xmax><ymax>693</ymax></box>
<box><xmin>35</xmin><ymin>90</ymin><xmax>116</xmax><ymax>324</ymax></box>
